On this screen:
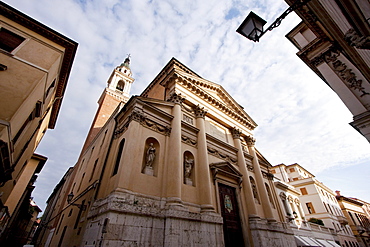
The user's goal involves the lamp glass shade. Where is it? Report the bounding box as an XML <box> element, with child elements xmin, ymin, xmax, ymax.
<box><xmin>237</xmin><ymin>11</ymin><xmax>267</xmax><ymax>42</ymax></box>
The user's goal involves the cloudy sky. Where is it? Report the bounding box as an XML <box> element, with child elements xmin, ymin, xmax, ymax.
<box><xmin>7</xmin><ymin>0</ymin><xmax>370</xmax><ymax>210</ymax></box>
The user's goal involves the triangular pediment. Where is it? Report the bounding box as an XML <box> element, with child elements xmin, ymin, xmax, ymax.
<box><xmin>210</xmin><ymin>162</ymin><xmax>243</xmax><ymax>185</ymax></box>
<box><xmin>141</xmin><ymin>58</ymin><xmax>257</xmax><ymax>129</ymax></box>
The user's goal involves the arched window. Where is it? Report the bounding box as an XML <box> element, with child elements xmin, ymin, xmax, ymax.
<box><xmin>265</xmin><ymin>183</ymin><xmax>275</xmax><ymax>208</ymax></box>
<box><xmin>116</xmin><ymin>80</ymin><xmax>125</xmax><ymax>92</ymax></box>
<box><xmin>249</xmin><ymin>176</ymin><xmax>260</xmax><ymax>204</ymax></box>
<box><xmin>112</xmin><ymin>138</ymin><xmax>125</xmax><ymax>176</ymax></box>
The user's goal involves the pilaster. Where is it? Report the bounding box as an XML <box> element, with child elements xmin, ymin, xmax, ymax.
<box><xmin>194</xmin><ymin>105</ymin><xmax>214</xmax><ymax>212</ymax></box>
<box><xmin>245</xmin><ymin>136</ymin><xmax>275</xmax><ymax>222</ymax></box>
<box><xmin>165</xmin><ymin>93</ymin><xmax>184</xmax><ymax>207</ymax></box>
<box><xmin>231</xmin><ymin>128</ymin><xmax>258</xmax><ymax>219</ymax></box>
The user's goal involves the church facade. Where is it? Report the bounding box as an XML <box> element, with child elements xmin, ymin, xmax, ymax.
<box><xmin>38</xmin><ymin>57</ymin><xmax>300</xmax><ymax>247</ymax></box>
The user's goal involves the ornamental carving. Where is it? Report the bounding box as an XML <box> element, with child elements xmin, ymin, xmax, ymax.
<box><xmin>142</xmin><ymin>118</ymin><xmax>171</xmax><ymax>136</ymax></box>
<box><xmin>114</xmin><ymin>109</ymin><xmax>171</xmax><ymax>139</ymax></box>
<box><xmin>194</xmin><ymin>105</ymin><xmax>207</xmax><ymax>118</ymax></box>
<box><xmin>231</xmin><ymin>127</ymin><xmax>242</xmax><ymax>139</ymax></box>
<box><xmin>245</xmin><ymin>135</ymin><xmax>256</xmax><ymax>147</ymax></box>
<box><xmin>287</xmin><ymin>195</ymin><xmax>294</xmax><ymax>203</ymax></box>
<box><xmin>167</xmin><ymin>92</ymin><xmax>185</xmax><ymax>105</ymax></box>
<box><xmin>247</xmin><ymin>164</ymin><xmax>254</xmax><ymax>172</ymax></box>
<box><xmin>207</xmin><ymin>147</ymin><xmax>237</xmax><ymax>164</ymax></box>
<box><xmin>344</xmin><ymin>28</ymin><xmax>370</xmax><ymax>50</ymax></box>
<box><xmin>330</xmin><ymin>60</ymin><xmax>369</xmax><ymax>97</ymax></box>
<box><xmin>262</xmin><ymin>171</ymin><xmax>274</xmax><ymax>180</ymax></box>
<box><xmin>181</xmin><ymin>135</ymin><xmax>197</xmax><ymax>147</ymax></box>
<box><xmin>294</xmin><ymin>198</ymin><xmax>300</xmax><ymax>205</ymax></box>
<box><xmin>312</xmin><ymin>47</ymin><xmax>369</xmax><ymax>97</ymax></box>
<box><xmin>279</xmin><ymin>192</ymin><xmax>287</xmax><ymax>200</ymax></box>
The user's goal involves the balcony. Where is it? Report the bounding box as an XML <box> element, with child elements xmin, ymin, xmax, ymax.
<box><xmin>337</xmin><ymin>215</ymin><xmax>348</xmax><ymax>225</ymax></box>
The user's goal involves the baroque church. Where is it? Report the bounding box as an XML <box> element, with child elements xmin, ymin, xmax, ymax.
<box><xmin>37</xmin><ymin>57</ymin><xmax>301</xmax><ymax>247</ymax></box>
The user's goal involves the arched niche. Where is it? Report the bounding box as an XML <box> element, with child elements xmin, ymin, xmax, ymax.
<box><xmin>249</xmin><ymin>176</ymin><xmax>260</xmax><ymax>204</ymax></box>
<box><xmin>142</xmin><ymin>137</ymin><xmax>159</xmax><ymax>176</ymax></box>
<box><xmin>183</xmin><ymin>151</ymin><xmax>195</xmax><ymax>186</ymax></box>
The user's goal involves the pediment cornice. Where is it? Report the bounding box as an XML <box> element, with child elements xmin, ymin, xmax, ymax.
<box><xmin>175</xmin><ymin>74</ymin><xmax>256</xmax><ymax>130</ymax></box>
<box><xmin>141</xmin><ymin>58</ymin><xmax>257</xmax><ymax>130</ymax></box>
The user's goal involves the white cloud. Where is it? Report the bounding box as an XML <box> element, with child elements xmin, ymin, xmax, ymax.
<box><xmin>7</xmin><ymin>0</ymin><xmax>370</xmax><ymax>209</ymax></box>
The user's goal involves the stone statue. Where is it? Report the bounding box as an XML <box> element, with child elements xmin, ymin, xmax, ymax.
<box><xmin>145</xmin><ymin>143</ymin><xmax>156</xmax><ymax>167</ymax></box>
<box><xmin>184</xmin><ymin>155</ymin><xmax>194</xmax><ymax>178</ymax></box>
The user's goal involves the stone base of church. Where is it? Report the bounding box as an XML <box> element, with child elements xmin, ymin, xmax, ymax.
<box><xmin>82</xmin><ymin>189</ymin><xmax>224</xmax><ymax>247</ymax></box>
<box><xmin>249</xmin><ymin>218</ymin><xmax>296</xmax><ymax>247</ymax></box>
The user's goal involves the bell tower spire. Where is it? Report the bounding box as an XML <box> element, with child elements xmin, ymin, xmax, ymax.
<box><xmin>81</xmin><ymin>55</ymin><xmax>134</xmax><ymax>154</ymax></box>
<box><xmin>106</xmin><ymin>54</ymin><xmax>134</xmax><ymax>102</ymax></box>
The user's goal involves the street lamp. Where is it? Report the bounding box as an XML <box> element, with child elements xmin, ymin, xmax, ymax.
<box><xmin>236</xmin><ymin>11</ymin><xmax>266</xmax><ymax>42</ymax></box>
<box><xmin>237</xmin><ymin>0</ymin><xmax>312</xmax><ymax>42</ymax></box>
<box><xmin>67</xmin><ymin>192</ymin><xmax>86</xmax><ymax>210</ymax></box>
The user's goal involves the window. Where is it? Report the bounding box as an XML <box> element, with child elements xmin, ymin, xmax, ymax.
<box><xmin>300</xmin><ymin>187</ymin><xmax>308</xmax><ymax>195</ymax></box>
<box><xmin>116</xmin><ymin>80</ymin><xmax>125</xmax><ymax>92</ymax></box>
<box><xmin>89</xmin><ymin>159</ymin><xmax>98</xmax><ymax>181</ymax></box>
<box><xmin>77</xmin><ymin>173</ymin><xmax>85</xmax><ymax>192</ymax></box>
<box><xmin>306</xmin><ymin>202</ymin><xmax>315</xmax><ymax>214</ymax></box>
<box><xmin>112</xmin><ymin>139</ymin><xmax>125</xmax><ymax>176</ymax></box>
<box><xmin>0</xmin><ymin>28</ymin><xmax>25</xmax><ymax>52</ymax></box>
<box><xmin>289</xmin><ymin>168</ymin><xmax>295</xmax><ymax>172</ymax></box>
<box><xmin>45</xmin><ymin>79</ymin><xmax>56</xmax><ymax>99</ymax></box>
<box><xmin>292</xmin><ymin>177</ymin><xmax>299</xmax><ymax>181</ymax></box>
<box><xmin>270</xmin><ymin>169</ymin><xmax>276</xmax><ymax>174</ymax></box>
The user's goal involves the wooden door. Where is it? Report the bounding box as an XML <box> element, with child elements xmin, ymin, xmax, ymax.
<box><xmin>218</xmin><ymin>183</ymin><xmax>244</xmax><ymax>247</ymax></box>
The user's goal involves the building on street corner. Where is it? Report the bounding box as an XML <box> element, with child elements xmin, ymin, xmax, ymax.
<box><xmin>0</xmin><ymin>2</ymin><xmax>77</xmax><ymax>246</ymax></box>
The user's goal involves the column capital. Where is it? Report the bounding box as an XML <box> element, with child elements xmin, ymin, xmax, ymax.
<box><xmin>245</xmin><ymin>135</ymin><xmax>256</xmax><ymax>147</ymax></box>
<box><xmin>231</xmin><ymin>127</ymin><xmax>242</xmax><ymax>139</ymax></box>
<box><xmin>167</xmin><ymin>92</ymin><xmax>185</xmax><ymax>105</ymax></box>
<box><xmin>194</xmin><ymin>105</ymin><xmax>207</xmax><ymax>118</ymax></box>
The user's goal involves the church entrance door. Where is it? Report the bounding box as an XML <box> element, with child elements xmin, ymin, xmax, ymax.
<box><xmin>218</xmin><ymin>183</ymin><xmax>244</xmax><ymax>247</ymax></box>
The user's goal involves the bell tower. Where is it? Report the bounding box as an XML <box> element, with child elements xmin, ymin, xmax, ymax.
<box><xmin>81</xmin><ymin>55</ymin><xmax>134</xmax><ymax>153</ymax></box>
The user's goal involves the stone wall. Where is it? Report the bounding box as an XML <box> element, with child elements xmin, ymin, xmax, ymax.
<box><xmin>82</xmin><ymin>189</ymin><xmax>224</xmax><ymax>247</ymax></box>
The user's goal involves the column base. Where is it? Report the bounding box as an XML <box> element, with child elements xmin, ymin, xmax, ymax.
<box><xmin>166</xmin><ymin>197</ymin><xmax>183</xmax><ymax>209</ymax></box>
<box><xmin>200</xmin><ymin>204</ymin><xmax>215</xmax><ymax>213</ymax></box>
<box><xmin>248</xmin><ymin>214</ymin><xmax>261</xmax><ymax>222</ymax></box>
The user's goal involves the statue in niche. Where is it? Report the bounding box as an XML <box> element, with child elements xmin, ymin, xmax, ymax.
<box><xmin>184</xmin><ymin>155</ymin><xmax>194</xmax><ymax>179</ymax></box>
<box><xmin>145</xmin><ymin>143</ymin><xmax>156</xmax><ymax>168</ymax></box>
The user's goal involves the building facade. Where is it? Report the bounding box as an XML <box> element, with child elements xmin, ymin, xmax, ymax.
<box><xmin>336</xmin><ymin>191</ymin><xmax>370</xmax><ymax>247</ymax></box>
<box><xmin>37</xmin><ymin>57</ymin><xmax>306</xmax><ymax>247</ymax></box>
<box><xmin>0</xmin><ymin>2</ymin><xmax>77</xmax><ymax>245</ymax></box>
<box><xmin>285</xmin><ymin>0</ymin><xmax>370</xmax><ymax>142</ymax></box>
<box><xmin>272</xmin><ymin>163</ymin><xmax>360</xmax><ymax>246</ymax></box>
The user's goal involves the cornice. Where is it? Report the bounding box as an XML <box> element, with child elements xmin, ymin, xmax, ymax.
<box><xmin>176</xmin><ymin>75</ymin><xmax>256</xmax><ymax>130</ymax></box>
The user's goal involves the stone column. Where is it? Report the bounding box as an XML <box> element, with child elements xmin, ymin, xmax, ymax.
<box><xmin>231</xmin><ymin>128</ymin><xmax>258</xmax><ymax>219</ymax></box>
<box><xmin>279</xmin><ymin>193</ymin><xmax>293</xmax><ymax>219</ymax></box>
<box><xmin>194</xmin><ymin>105</ymin><xmax>214</xmax><ymax>212</ymax></box>
<box><xmin>166</xmin><ymin>93</ymin><xmax>184</xmax><ymax>206</ymax></box>
<box><xmin>245</xmin><ymin>136</ymin><xmax>275</xmax><ymax>222</ymax></box>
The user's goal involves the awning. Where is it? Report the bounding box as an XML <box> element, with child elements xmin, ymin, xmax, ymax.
<box><xmin>295</xmin><ymin>236</ymin><xmax>312</xmax><ymax>246</ymax></box>
<box><xmin>300</xmin><ymin>236</ymin><xmax>323</xmax><ymax>247</ymax></box>
<box><xmin>328</xmin><ymin>240</ymin><xmax>341</xmax><ymax>247</ymax></box>
<box><xmin>316</xmin><ymin>239</ymin><xmax>334</xmax><ymax>247</ymax></box>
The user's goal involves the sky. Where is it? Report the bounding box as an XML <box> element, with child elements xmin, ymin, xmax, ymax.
<box><xmin>6</xmin><ymin>0</ymin><xmax>370</xmax><ymax>211</ymax></box>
